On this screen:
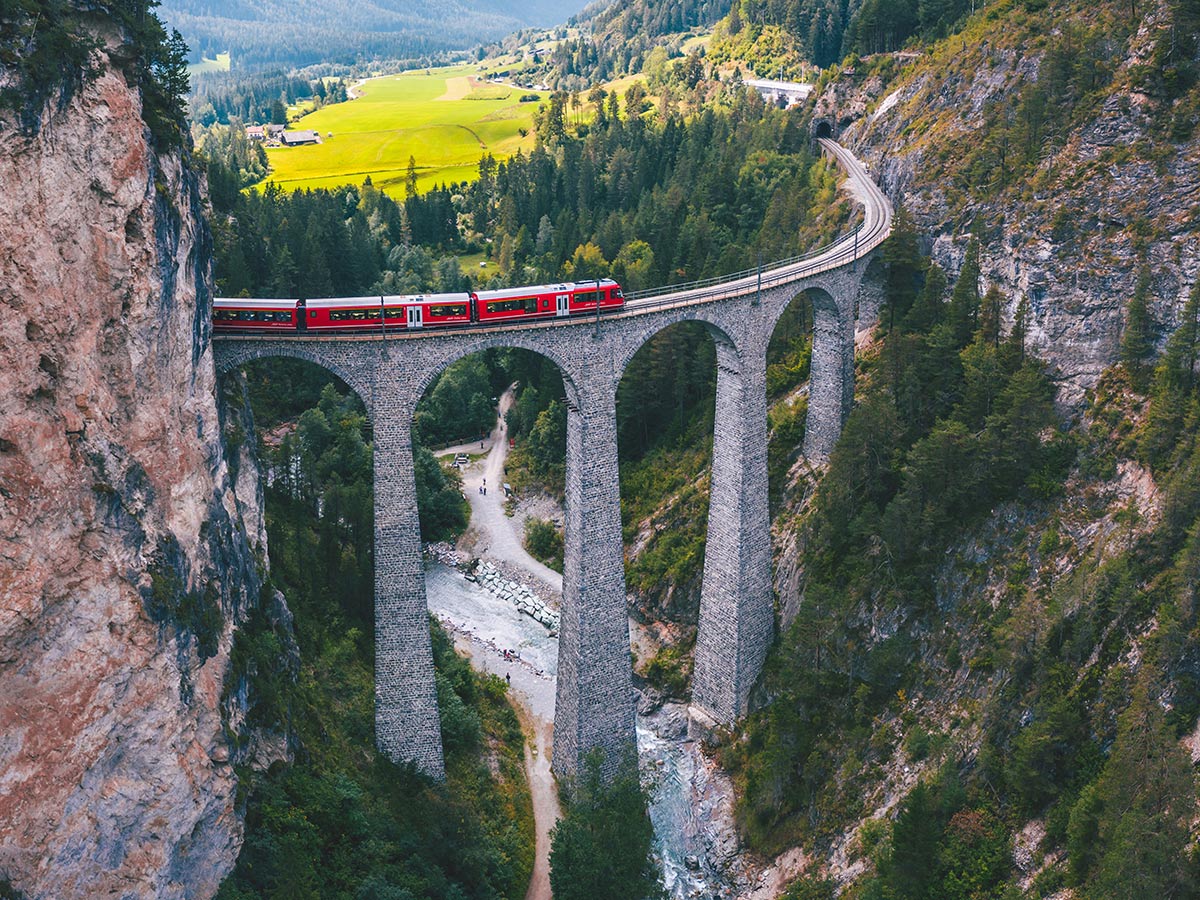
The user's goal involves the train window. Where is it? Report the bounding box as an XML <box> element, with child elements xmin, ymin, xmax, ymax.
<box><xmin>273</xmin><ymin>312</ymin><xmax>291</xmax><ymax>322</ymax></box>
<box><xmin>575</xmin><ymin>290</ymin><xmax>598</xmax><ymax>306</ymax></box>
<box><xmin>330</xmin><ymin>308</ymin><xmax>381</xmax><ymax>321</ymax></box>
<box><xmin>384</xmin><ymin>308</ymin><xmax>405</xmax><ymax>319</ymax></box>
<box><xmin>542</xmin><ymin>299</ymin><xmax>550</xmax><ymax>309</ymax></box>
<box><xmin>486</xmin><ymin>298</ymin><xmax>538</xmax><ymax>313</ymax></box>
<box><xmin>428</xmin><ymin>304</ymin><xmax>467</xmax><ymax>317</ymax></box>
<box><xmin>310</xmin><ymin>310</ymin><xmax>317</xmax><ymax>318</ymax></box>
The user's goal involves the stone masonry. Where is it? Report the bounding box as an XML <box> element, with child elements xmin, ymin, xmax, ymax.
<box><xmin>212</xmin><ymin>252</ymin><xmax>884</xmax><ymax>781</ymax></box>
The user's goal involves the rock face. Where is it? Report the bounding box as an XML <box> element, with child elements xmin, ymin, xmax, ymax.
<box><xmin>827</xmin><ymin>10</ymin><xmax>1200</xmax><ymax>404</ymax></box>
<box><xmin>0</xmin><ymin>38</ymin><xmax>266</xmax><ymax>900</ymax></box>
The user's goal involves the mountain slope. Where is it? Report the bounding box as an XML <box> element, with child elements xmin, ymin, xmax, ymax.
<box><xmin>718</xmin><ymin>0</ymin><xmax>1200</xmax><ymax>892</ymax></box>
<box><xmin>159</xmin><ymin>0</ymin><xmax>595</xmax><ymax>69</ymax></box>
<box><xmin>837</xmin><ymin>0</ymin><xmax>1200</xmax><ymax>403</ymax></box>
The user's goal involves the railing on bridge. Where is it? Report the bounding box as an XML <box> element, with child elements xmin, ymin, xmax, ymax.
<box><xmin>619</xmin><ymin>222</ymin><xmax>873</xmax><ymax>312</ymax></box>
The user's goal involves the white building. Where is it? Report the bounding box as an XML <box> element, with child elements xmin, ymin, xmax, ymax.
<box><xmin>743</xmin><ymin>78</ymin><xmax>814</xmax><ymax>108</ymax></box>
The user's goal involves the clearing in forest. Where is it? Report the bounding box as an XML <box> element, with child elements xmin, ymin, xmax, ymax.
<box><xmin>262</xmin><ymin>64</ymin><xmax>545</xmax><ymax>198</ymax></box>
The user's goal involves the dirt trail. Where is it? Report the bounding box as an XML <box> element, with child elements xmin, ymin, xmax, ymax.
<box><xmin>521</xmin><ymin>716</ymin><xmax>559</xmax><ymax>900</ymax></box>
<box><xmin>455</xmin><ymin>386</ymin><xmax>562</xmax><ymax>900</ymax></box>
<box><xmin>446</xmin><ymin>627</ymin><xmax>558</xmax><ymax>900</ymax></box>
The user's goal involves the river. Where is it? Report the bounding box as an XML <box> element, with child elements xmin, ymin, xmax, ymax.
<box><xmin>424</xmin><ymin>558</ymin><xmax>740</xmax><ymax>898</ymax></box>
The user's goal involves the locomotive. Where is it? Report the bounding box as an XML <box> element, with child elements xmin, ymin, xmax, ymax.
<box><xmin>212</xmin><ymin>279</ymin><xmax>625</xmax><ymax>334</ymax></box>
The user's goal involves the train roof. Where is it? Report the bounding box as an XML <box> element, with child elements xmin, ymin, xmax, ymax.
<box><xmin>305</xmin><ymin>293</ymin><xmax>471</xmax><ymax>308</ymax></box>
<box><xmin>473</xmin><ymin>279</ymin><xmax>620</xmax><ymax>301</ymax></box>
<box><xmin>213</xmin><ymin>297</ymin><xmax>297</xmax><ymax>309</ymax></box>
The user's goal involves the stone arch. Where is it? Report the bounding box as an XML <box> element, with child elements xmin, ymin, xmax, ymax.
<box><xmin>409</xmin><ymin>334</ymin><xmax>583</xmax><ymax>412</ymax></box>
<box><xmin>213</xmin><ymin>342</ymin><xmax>376</xmax><ymax>421</ymax></box>
<box><xmin>615</xmin><ymin>311</ymin><xmax>741</xmax><ymax>385</ymax></box>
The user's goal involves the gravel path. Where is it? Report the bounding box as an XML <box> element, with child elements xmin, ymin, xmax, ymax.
<box><xmin>459</xmin><ymin>386</ymin><xmax>563</xmax><ymax>594</ymax></box>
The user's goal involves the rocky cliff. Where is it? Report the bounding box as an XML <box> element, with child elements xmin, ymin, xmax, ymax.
<box><xmin>823</xmin><ymin>0</ymin><xmax>1200</xmax><ymax>404</ymax></box>
<box><xmin>0</xmin><ymin>30</ymin><xmax>271</xmax><ymax>900</ymax></box>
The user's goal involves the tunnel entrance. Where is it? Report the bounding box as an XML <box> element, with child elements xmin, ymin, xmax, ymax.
<box><xmin>814</xmin><ymin>119</ymin><xmax>834</xmax><ymax>140</ymax></box>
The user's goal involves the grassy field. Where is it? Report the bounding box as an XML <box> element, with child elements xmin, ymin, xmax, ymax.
<box><xmin>188</xmin><ymin>52</ymin><xmax>230</xmax><ymax>75</ymax></box>
<box><xmin>262</xmin><ymin>64</ymin><xmax>546</xmax><ymax>198</ymax></box>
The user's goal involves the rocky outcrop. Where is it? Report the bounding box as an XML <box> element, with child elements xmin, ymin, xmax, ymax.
<box><xmin>823</xmin><ymin>2</ymin><xmax>1200</xmax><ymax>404</ymax></box>
<box><xmin>0</xmin><ymin>33</ymin><xmax>270</xmax><ymax>900</ymax></box>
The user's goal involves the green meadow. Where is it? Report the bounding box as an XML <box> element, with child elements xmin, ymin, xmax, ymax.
<box><xmin>263</xmin><ymin>65</ymin><xmax>546</xmax><ymax>197</ymax></box>
<box><xmin>188</xmin><ymin>52</ymin><xmax>230</xmax><ymax>74</ymax></box>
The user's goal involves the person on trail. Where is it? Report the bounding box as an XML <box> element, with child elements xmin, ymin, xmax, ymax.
<box><xmin>506</xmin><ymin>672</ymin><xmax>511</xmax><ymax>686</ymax></box>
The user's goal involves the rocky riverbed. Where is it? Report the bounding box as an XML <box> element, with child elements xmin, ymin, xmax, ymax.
<box><xmin>421</xmin><ymin>553</ymin><xmax>764</xmax><ymax>898</ymax></box>
<box><xmin>427</xmin><ymin>543</ymin><xmax>561</xmax><ymax>632</ymax></box>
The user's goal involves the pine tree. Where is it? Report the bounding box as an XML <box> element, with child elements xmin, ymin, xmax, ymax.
<box><xmin>405</xmin><ymin>155</ymin><xmax>419</xmax><ymax>196</ymax></box>
<box><xmin>980</xmin><ymin>284</ymin><xmax>1005</xmax><ymax>347</ymax></box>
<box><xmin>883</xmin><ymin>205</ymin><xmax>923</xmax><ymax>330</ymax></box>
<box><xmin>1086</xmin><ymin>677</ymin><xmax>1196</xmax><ymax>900</ymax></box>
<box><xmin>906</xmin><ymin>262</ymin><xmax>947</xmax><ymax>332</ymax></box>
<box><xmin>1120</xmin><ymin>266</ymin><xmax>1155</xmax><ymax>383</ymax></box>
<box><xmin>549</xmin><ymin>751</ymin><xmax>662</xmax><ymax>900</ymax></box>
<box><xmin>1004</xmin><ymin>294</ymin><xmax>1031</xmax><ymax>367</ymax></box>
<box><xmin>1140</xmin><ymin>277</ymin><xmax>1200</xmax><ymax>465</ymax></box>
<box><xmin>948</xmin><ymin>238</ymin><xmax>981</xmax><ymax>347</ymax></box>
<box><xmin>1158</xmin><ymin>276</ymin><xmax>1200</xmax><ymax>396</ymax></box>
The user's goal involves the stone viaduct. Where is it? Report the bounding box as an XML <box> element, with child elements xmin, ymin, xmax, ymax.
<box><xmin>212</xmin><ymin>139</ymin><xmax>892</xmax><ymax>781</ymax></box>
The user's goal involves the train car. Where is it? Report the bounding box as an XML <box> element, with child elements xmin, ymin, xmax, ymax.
<box><xmin>473</xmin><ymin>279</ymin><xmax>624</xmax><ymax>324</ymax></box>
<box><xmin>212</xmin><ymin>298</ymin><xmax>299</xmax><ymax>332</ymax></box>
<box><xmin>305</xmin><ymin>294</ymin><xmax>473</xmax><ymax>331</ymax></box>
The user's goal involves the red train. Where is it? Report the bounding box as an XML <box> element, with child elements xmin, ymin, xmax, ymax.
<box><xmin>212</xmin><ymin>279</ymin><xmax>625</xmax><ymax>334</ymax></box>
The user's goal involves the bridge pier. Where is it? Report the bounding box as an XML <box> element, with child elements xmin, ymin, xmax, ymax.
<box><xmin>373</xmin><ymin>409</ymin><xmax>446</xmax><ymax>779</ymax></box>
<box><xmin>803</xmin><ymin>289</ymin><xmax>856</xmax><ymax>461</ymax></box>
<box><xmin>691</xmin><ymin>339</ymin><xmax>774</xmax><ymax>728</ymax></box>
<box><xmin>553</xmin><ymin>378</ymin><xmax>637</xmax><ymax>782</ymax></box>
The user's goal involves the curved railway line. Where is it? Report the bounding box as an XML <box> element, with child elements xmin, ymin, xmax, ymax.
<box><xmin>212</xmin><ymin>138</ymin><xmax>892</xmax><ymax>342</ymax></box>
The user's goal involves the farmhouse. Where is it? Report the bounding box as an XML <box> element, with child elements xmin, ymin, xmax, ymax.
<box><xmin>245</xmin><ymin>125</ymin><xmax>265</xmax><ymax>140</ymax></box>
<box><xmin>281</xmin><ymin>130</ymin><xmax>320</xmax><ymax>146</ymax></box>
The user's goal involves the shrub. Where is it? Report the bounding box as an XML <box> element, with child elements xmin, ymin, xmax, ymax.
<box><xmin>525</xmin><ymin>517</ymin><xmax>564</xmax><ymax>571</ymax></box>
